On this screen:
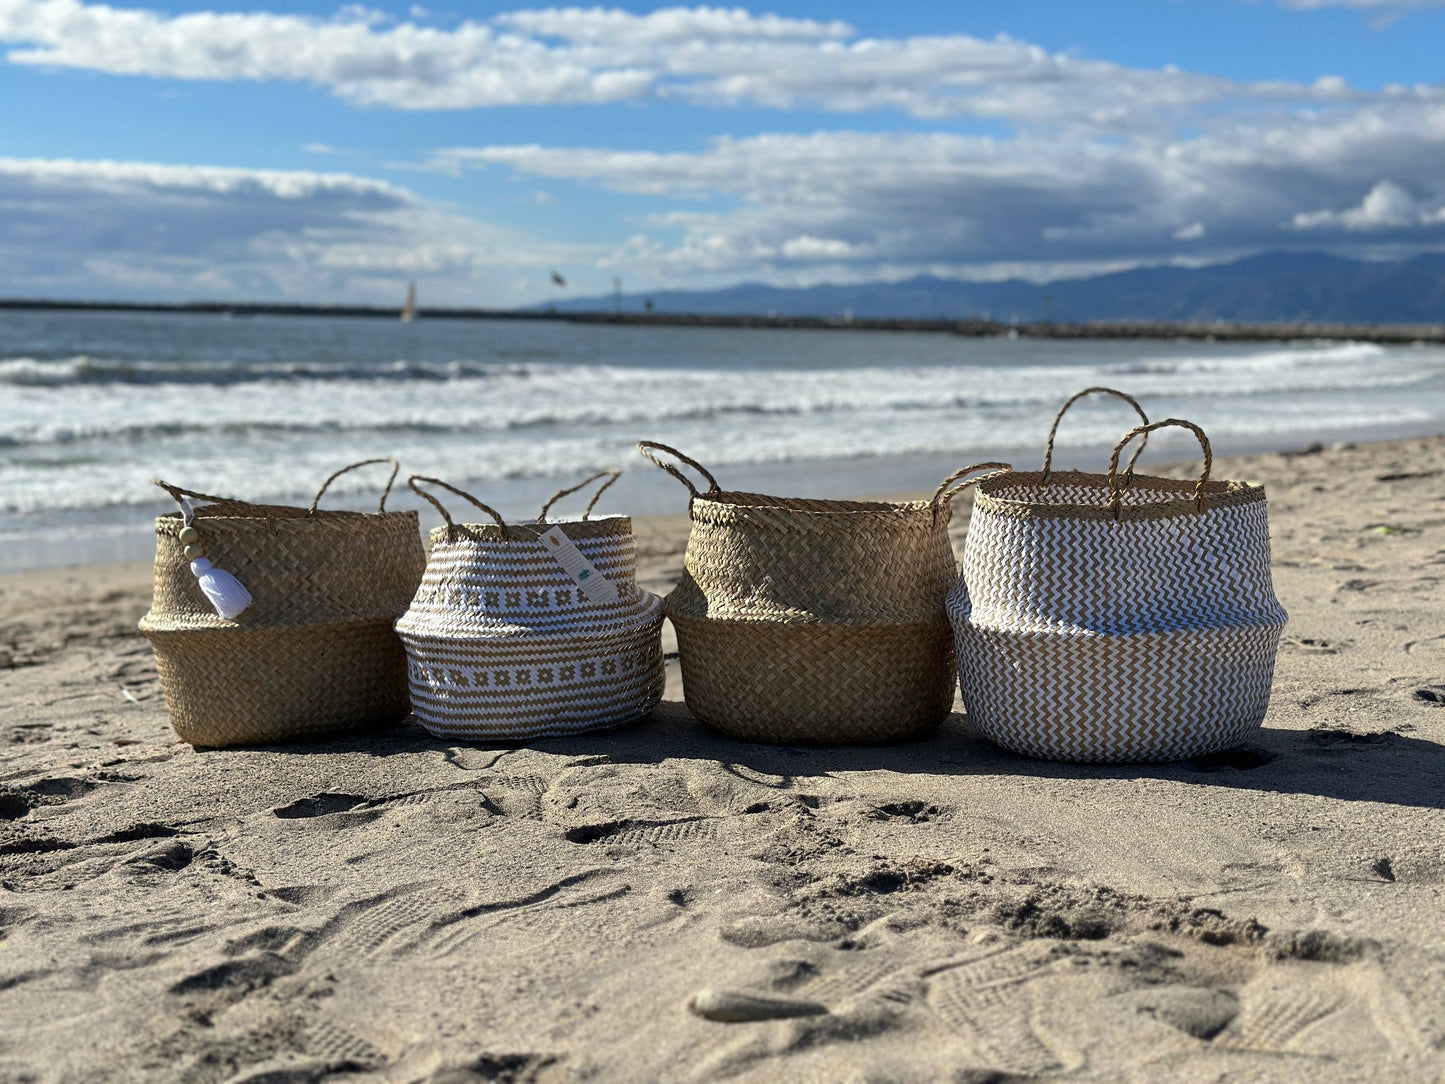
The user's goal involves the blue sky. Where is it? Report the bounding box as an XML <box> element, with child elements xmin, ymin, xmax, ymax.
<box><xmin>3</xmin><ymin>0</ymin><xmax>1445</xmax><ymax>304</ymax></box>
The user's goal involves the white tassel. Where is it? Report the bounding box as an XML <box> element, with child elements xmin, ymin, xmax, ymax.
<box><xmin>190</xmin><ymin>558</ymin><xmax>253</xmax><ymax>620</ymax></box>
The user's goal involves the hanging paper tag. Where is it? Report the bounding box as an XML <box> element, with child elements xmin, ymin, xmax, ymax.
<box><xmin>538</xmin><ymin>526</ymin><xmax>619</xmax><ymax>605</ymax></box>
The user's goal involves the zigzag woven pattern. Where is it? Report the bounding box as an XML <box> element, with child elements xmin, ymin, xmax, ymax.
<box><xmin>950</xmin><ymin>471</ymin><xmax>1287</xmax><ymax>763</ymax></box>
<box><xmin>397</xmin><ymin>515</ymin><xmax>665</xmax><ymax>740</ymax></box>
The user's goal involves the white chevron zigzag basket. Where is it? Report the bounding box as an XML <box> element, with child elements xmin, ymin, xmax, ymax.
<box><xmin>397</xmin><ymin>472</ymin><xmax>665</xmax><ymax>741</ymax></box>
<box><xmin>949</xmin><ymin>398</ymin><xmax>1288</xmax><ymax>763</ymax></box>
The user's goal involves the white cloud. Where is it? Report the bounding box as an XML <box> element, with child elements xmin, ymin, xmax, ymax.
<box><xmin>0</xmin><ymin>157</ymin><xmax>589</xmax><ymax>303</ymax></box>
<box><xmin>1292</xmin><ymin>179</ymin><xmax>1445</xmax><ymax>230</ymax></box>
<box><xmin>0</xmin><ymin>0</ymin><xmax>1377</xmax><ymax>122</ymax></box>
<box><xmin>494</xmin><ymin>7</ymin><xmax>852</xmax><ymax>44</ymax></box>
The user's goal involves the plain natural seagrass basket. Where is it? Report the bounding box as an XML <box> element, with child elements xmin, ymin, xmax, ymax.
<box><xmin>139</xmin><ymin>460</ymin><xmax>425</xmax><ymax>747</ymax></box>
<box><xmin>396</xmin><ymin>471</ymin><xmax>665</xmax><ymax>741</ymax></box>
<box><xmin>639</xmin><ymin>442</ymin><xmax>1009</xmax><ymax>744</ymax></box>
<box><xmin>949</xmin><ymin>392</ymin><xmax>1288</xmax><ymax>763</ymax></box>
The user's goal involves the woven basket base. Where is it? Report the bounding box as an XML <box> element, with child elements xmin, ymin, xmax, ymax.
<box><xmin>670</xmin><ymin>613</ymin><xmax>955</xmax><ymax>744</ymax></box>
<box><xmin>402</xmin><ymin>618</ymin><xmax>665</xmax><ymax>742</ymax></box>
<box><xmin>955</xmin><ymin>623</ymin><xmax>1282</xmax><ymax>763</ymax></box>
<box><xmin>144</xmin><ymin>620</ymin><xmax>412</xmax><ymax>747</ymax></box>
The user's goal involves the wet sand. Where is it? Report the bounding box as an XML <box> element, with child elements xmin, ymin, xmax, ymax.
<box><xmin>2</xmin><ymin>436</ymin><xmax>1443</xmax><ymax>1082</ymax></box>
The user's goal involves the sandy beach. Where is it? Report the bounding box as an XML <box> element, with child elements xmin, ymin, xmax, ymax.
<box><xmin>2</xmin><ymin>435</ymin><xmax>1443</xmax><ymax>1083</ymax></box>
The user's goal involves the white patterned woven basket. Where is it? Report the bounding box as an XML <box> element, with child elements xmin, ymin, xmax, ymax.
<box><xmin>396</xmin><ymin>472</ymin><xmax>665</xmax><ymax>741</ymax></box>
<box><xmin>949</xmin><ymin>397</ymin><xmax>1288</xmax><ymax>763</ymax></box>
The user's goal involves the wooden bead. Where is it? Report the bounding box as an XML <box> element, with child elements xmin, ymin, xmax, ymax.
<box><xmin>183</xmin><ymin>544</ymin><xmax>205</xmax><ymax>561</ymax></box>
<box><xmin>177</xmin><ymin>526</ymin><xmax>200</xmax><ymax>545</ymax></box>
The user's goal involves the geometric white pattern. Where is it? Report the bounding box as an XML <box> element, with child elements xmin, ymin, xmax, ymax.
<box><xmin>397</xmin><ymin>512</ymin><xmax>665</xmax><ymax>741</ymax></box>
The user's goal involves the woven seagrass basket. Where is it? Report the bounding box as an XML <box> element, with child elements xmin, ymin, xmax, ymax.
<box><xmin>639</xmin><ymin>442</ymin><xmax>1010</xmax><ymax>744</ymax></box>
<box><xmin>139</xmin><ymin>460</ymin><xmax>425</xmax><ymax>747</ymax></box>
<box><xmin>396</xmin><ymin>471</ymin><xmax>665</xmax><ymax>741</ymax></box>
<box><xmin>949</xmin><ymin>389</ymin><xmax>1288</xmax><ymax>763</ymax></box>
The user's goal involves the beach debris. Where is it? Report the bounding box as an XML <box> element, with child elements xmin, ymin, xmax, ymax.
<box><xmin>1125</xmin><ymin>984</ymin><xmax>1239</xmax><ymax>1041</ymax></box>
<box><xmin>1362</xmin><ymin>522</ymin><xmax>1419</xmax><ymax>535</ymax></box>
<box><xmin>687</xmin><ymin>987</ymin><xmax>828</xmax><ymax>1023</ymax></box>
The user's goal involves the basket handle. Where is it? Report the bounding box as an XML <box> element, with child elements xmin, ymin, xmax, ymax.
<box><xmin>636</xmin><ymin>442</ymin><xmax>721</xmax><ymax>499</ymax></box>
<box><xmin>1106</xmin><ymin>419</ymin><xmax>1212</xmax><ymax>514</ymax></box>
<box><xmin>1042</xmin><ymin>387</ymin><xmax>1150</xmax><ymax>486</ymax></box>
<box><xmin>538</xmin><ymin>468</ymin><xmax>621</xmax><ymax>524</ymax></box>
<box><xmin>930</xmin><ymin>462</ymin><xmax>1013</xmax><ymax>524</ymax></box>
<box><xmin>408</xmin><ymin>476</ymin><xmax>508</xmax><ymax>542</ymax></box>
<box><xmin>309</xmin><ymin>458</ymin><xmax>400</xmax><ymax>514</ymax></box>
<box><xmin>151</xmin><ymin>479</ymin><xmax>241</xmax><ymax>510</ymax></box>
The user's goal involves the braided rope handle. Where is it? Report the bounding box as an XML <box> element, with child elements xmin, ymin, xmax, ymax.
<box><xmin>309</xmin><ymin>458</ymin><xmax>400</xmax><ymax>514</ymax></box>
<box><xmin>408</xmin><ymin>476</ymin><xmax>508</xmax><ymax>542</ymax></box>
<box><xmin>930</xmin><ymin>462</ymin><xmax>1013</xmax><ymax>524</ymax></box>
<box><xmin>538</xmin><ymin>468</ymin><xmax>621</xmax><ymax>524</ymax></box>
<box><xmin>152</xmin><ymin>479</ymin><xmax>240</xmax><ymax>510</ymax></box>
<box><xmin>1042</xmin><ymin>387</ymin><xmax>1150</xmax><ymax>486</ymax></box>
<box><xmin>637</xmin><ymin>442</ymin><xmax>721</xmax><ymax>499</ymax></box>
<box><xmin>1107</xmin><ymin>419</ymin><xmax>1212</xmax><ymax>513</ymax></box>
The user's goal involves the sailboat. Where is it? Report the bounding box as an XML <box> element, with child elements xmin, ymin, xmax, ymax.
<box><xmin>400</xmin><ymin>281</ymin><xmax>416</xmax><ymax>323</ymax></box>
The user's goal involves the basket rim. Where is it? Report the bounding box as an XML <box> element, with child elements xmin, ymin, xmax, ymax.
<box><xmin>688</xmin><ymin>489</ymin><xmax>937</xmax><ymax>522</ymax></box>
<box><xmin>427</xmin><ymin>513</ymin><xmax>632</xmax><ymax>545</ymax></box>
<box><xmin>155</xmin><ymin>507</ymin><xmax>419</xmax><ymax>530</ymax></box>
<box><xmin>973</xmin><ymin>468</ymin><xmax>1265</xmax><ymax>521</ymax></box>
<box><xmin>397</xmin><ymin>610</ymin><xmax>663</xmax><ymax>644</ymax></box>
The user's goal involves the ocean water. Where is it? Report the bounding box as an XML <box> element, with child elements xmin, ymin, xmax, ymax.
<box><xmin>3</xmin><ymin>308</ymin><xmax>1444</xmax><ymax>572</ymax></box>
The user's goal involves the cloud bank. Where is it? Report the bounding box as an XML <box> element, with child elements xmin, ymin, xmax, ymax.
<box><xmin>439</xmin><ymin>95</ymin><xmax>1445</xmax><ymax>282</ymax></box>
<box><xmin>0</xmin><ymin>0</ymin><xmax>1374</xmax><ymax>122</ymax></box>
<box><xmin>2</xmin><ymin>3</ymin><xmax>1445</xmax><ymax>299</ymax></box>
<box><xmin>0</xmin><ymin>157</ymin><xmax>581</xmax><ymax>302</ymax></box>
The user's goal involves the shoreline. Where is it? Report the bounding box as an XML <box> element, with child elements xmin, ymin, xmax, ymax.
<box><xmin>4</xmin><ymin>296</ymin><xmax>1444</xmax><ymax>344</ymax></box>
<box><xmin>8</xmin><ymin>426</ymin><xmax>1443</xmax><ymax>576</ymax></box>
<box><xmin>1</xmin><ymin>429</ymin><xmax>1434</xmax><ymax>588</ymax></box>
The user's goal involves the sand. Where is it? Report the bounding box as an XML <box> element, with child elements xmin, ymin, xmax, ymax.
<box><xmin>2</xmin><ymin>436</ymin><xmax>1443</xmax><ymax>1083</ymax></box>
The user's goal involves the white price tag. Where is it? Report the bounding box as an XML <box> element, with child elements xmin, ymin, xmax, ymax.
<box><xmin>538</xmin><ymin>525</ymin><xmax>619</xmax><ymax>605</ymax></box>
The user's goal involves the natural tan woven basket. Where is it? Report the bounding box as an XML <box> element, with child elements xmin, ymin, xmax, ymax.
<box><xmin>639</xmin><ymin>443</ymin><xmax>1009</xmax><ymax>744</ymax></box>
<box><xmin>139</xmin><ymin>460</ymin><xmax>425</xmax><ymax>747</ymax></box>
<box><xmin>396</xmin><ymin>471</ymin><xmax>665</xmax><ymax>741</ymax></box>
<box><xmin>949</xmin><ymin>389</ymin><xmax>1289</xmax><ymax>763</ymax></box>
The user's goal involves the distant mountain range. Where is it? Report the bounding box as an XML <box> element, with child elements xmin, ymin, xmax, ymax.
<box><xmin>544</xmin><ymin>252</ymin><xmax>1445</xmax><ymax>324</ymax></box>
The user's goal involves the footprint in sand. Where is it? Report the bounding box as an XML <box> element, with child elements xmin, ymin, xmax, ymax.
<box><xmin>0</xmin><ymin>776</ymin><xmax>98</xmax><ymax>819</ymax></box>
<box><xmin>564</xmin><ymin>817</ymin><xmax>718</xmax><ymax>847</ymax></box>
<box><xmin>1403</xmin><ymin>635</ymin><xmax>1445</xmax><ymax>660</ymax></box>
<box><xmin>305</xmin><ymin>1017</ymin><xmax>385</xmax><ymax>1067</ymax></box>
<box><xmin>483</xmin><ymin>774</ymin><xmax>550</xmax><ymax>819</ymax></box>
<box><xmin>319</xmin><ymin>885</ymin><xmax>469</xmax><ymax>959</ymax></box>
<box><xmin>272</xmin><ymin>793</ymin><xmax>371</xmax><ymax>819</ymax></box>
<box><xmin>1216</xmin><ymin>985</ymin><xmax>1342</xmax><ymax>1052</ymax></box>
<box><xmin>1213</xmin><ymin>960</ymin><xmax>1421</xmax><ymax>1060</ymax></box>
<box><xmin>308</xmin><ymin>870</ymin><xmax>630</xmax><ymax>964</ymax></box>
<box><xmin>1119</xmin><ymin>984</ymin><xmax>1240</xmax><ymax>1041</ymax></box>
<box><xmin>921</xmin><ymin>944</ymin><xmax>1065</xmax><ymax>1074</ymax></box>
